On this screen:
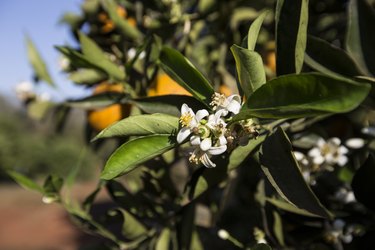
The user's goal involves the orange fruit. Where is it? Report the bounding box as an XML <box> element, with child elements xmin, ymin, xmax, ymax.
<box><xmin>148</xmin><ymin>73</ymin><xmax>192</xmax><ymax>96</ymax></box>
<box><xmin>99</xmin><ymin>6</ymin><xmax>135</xmax><ymax>33</ymax></box>
<box><xmin>266</xmin><ymin>51</ymin><xmax>276</xmax><ymax>74</ymax></box>
<box><xmin>87</xmin><ymin>83</ymin><xmax>131</xmax><ymax>132</ymax></box>
<box><xmin>218</xmin><ymin>84</ymin><xmax>232</xmax><ymax>97</ymax></box>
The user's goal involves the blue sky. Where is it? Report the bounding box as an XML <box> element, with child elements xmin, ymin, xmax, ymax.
<box><xmin>0</xmin><ymin>0</ymin><xmax>91</xmax><ymax>106</ymax></box>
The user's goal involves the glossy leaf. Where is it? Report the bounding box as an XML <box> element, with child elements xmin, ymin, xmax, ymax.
<box><xmin>56</xmin><ymin>46</ymin><xmax>98</xmax><ymax>69</ymax></box>
<box><xmin>26</xmin><ymin>36</ymin><xmax>54</xmax><ymax>86</ymax></box>
<box><xmin>7</xmin><ymin>170</ymin><xmax>43</xmax><ymax>193</ymax></box>
<box><xmin>101</xmin><ymin>135</ymin><xmax>176</xmax><ymax>179</ymax></box>
<box><xmin>228</xmin><ymin>135</ymin><xmax>266</xmax><ymax>171</ymax></box>
<box><xmin>159</xmin><ymin>47</ymin><xmax>214</xmax><ymax>105</ymax></box>
<box><xmin>260</xmin><ymin>128</ymin><xmax>332</xmax><ymax>218</ymax></box>
<box><xmin>234</xmin><ymin>73</ymin><xmax>371</xmax><ymax>120</ymax></box>
<box><xmin>275</xmin><ymin>0</ymin><xmax>309</xmax><ymax>75</ymax></box>
<box><xmin>305</xmin><ymin>36</ymin><xmax>363</xmax><ymax>78</ymax></box>
<box><xmin>94</xmin><ymin>113</ymin><xmax>179</xmax><ymax>140</ymax></box>
<box><xmin>66</xmin><ymin>92</ymin><xmax>127</xmax><ymax>109</ymax></box>
<box><xmin>351</xmin><ymin>154</ymin><xmax>375</xmax><ymax>210</ymax></box>
<box><xmin>273</xmin><ymin>211</ymin><xmax>285</xmax><ymax>246</ymax></box>
<box><xmin>247</xmin><ymin>10</ymin><xmax>270</xmax><ymax>51</ymax></box>
<box><xmin>266</xmin><ymin>197</ymin><xmax>324</xmax><ymax>217</ymax></box>
<box><xmin>231</xmin><ymin>45</ymin><xmax>266</xmax><ymax>98</ymax></box>
<box><xmin>69</xmin><ymin>69</ymin><xmax>107</xmax><ymax>85</ymax></box>
<box><xmin>101</xmin><ymin>0</ymin><xmax>142</xmax><ymax>40</ymax></box>
<box><xmin>79</xmin><ymin>32</ymin><xmax>125</xmax><ymax>80</ymax></box>
<box><xmin>346</xmin><ymin>0</ymin><xmax>375</xmax><ymax>76</ymax></box>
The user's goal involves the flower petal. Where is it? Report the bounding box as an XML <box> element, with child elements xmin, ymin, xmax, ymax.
<box><xmin>346</xmin><ymin>138</ymin><xmax>365</xmax><ymax>149</ymax></box>
<box><xmin>195</xmin><ymin>109</ymin><xmax>209</xmax><ymax>122</ymax></box>
<box><xmin>337</xmin><ymin>155</ymin><xmax>348</xmax><ymax>166</ymax></box>
<box><xmin>226</xmin><ymin>100</ymin><xmax>241</xmax><ymax>114</ymax></box>
<box><xmin>200</xmin><ymin>138</ymin><xmax>212</xmax><ymax>151</ymax></box>
<box><xmin>190</xmin><ymin>135</ymin><xmax>201</xmax><ymax>146</ymax></box>
<box><xmin>208</xmin><ymin>145</ymin><xmax>227</xmax><ymax>155</ymax></box>
<box><xmin>201</xmin><ymin>153</ymin><xmax>216</xmax><ymax>168</ymax></box>
<box><xmin>177</xmin><ymin>127</ymin><xmax>191</xmax><ymax>143</ymax></box>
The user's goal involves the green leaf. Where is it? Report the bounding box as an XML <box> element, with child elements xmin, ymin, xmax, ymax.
<box><xmin>346</xmin><ymin>0</ymin><xmax>375</xmax><ymax>76</ymax></box>
<box><xmin>231</xmin><ymin>44</ymin><xmax>266</xmax><ymax>98</ymax></box>
<box><xmin>69</xmin><ymin>69</ymin><xmax>107</xmax><ymax>85</ymax></box>
<box><xmin>94</xmin><ymin>113</ymin><xmax>179</xmax><ymax>140</ymax></box>
<box><xmin>26</xmin><ymin>36</ymin><xmax>54</xmax><ymax>86</ymax></box>
<box><xmin>260</xmin><ymin>128</ymin><xmax>332</xmax><ymax>218</ymax></box>
<box><xmin>159</xmin><ymin>47</ymin><xmax>214</xmax><ymax>105</ymax></box>
<box><xmin>272</xmin><ymin>211</ymin><xmax>285</xmax><ymax>246</ymax></box>
<box><xmin>101</xmin><ymin>135</ymin><xmax>176</xmax><ymax>179</ymax></box>
<box><xmin>177</xmin><ymin>203</ymin><xmax>195</xmax><ymax>250</ymax></box>
<box><xmin>234</xmin><ymin>73</ymin><xmax>371</xmax><ymax>120</ymax></box>
<box><xmin>228</xmin><ymin>135</ymin><xmax>266</xmax><ymax>171</ymax></box>
<box><xmin>247</xmin><ymin>10</ymin><xmax>270</xmax><ymax>51</ymax></box>
<box><xmin>101</xmin><ymin>0</ymin><xmax>142</xmax><ymax>40</ymax></box>
<box><xmin>113</xmin><ymin>208</ymin><xmax>147</xmax><ymax>240</ymax></box>
<box><xmin>56</xmin><ymin>46</ymin><xmax>98</xmax><ymax>69</ymax></box>
<box><xmin>351</xmin><ymin>154</ymin><xmax>375</xmax><ymax>211</ymax></box>
<box><xmin>156</xmin><ymin>228</ymin><xmax>171</xmax><ymax>250</ymax></box>
<box><xmin>7</xmin><ymin>170</ymin><xmax>43</xmax><ymax>193</ymax></box>
<box><xmin>305</xmin><ymin>36</ymin><xmax>363</xmax><ymax>78</ymax></box>
<box><xmin>79</xmin><ymin>32</ymin><xmax>126</xmax><ymax>80</ymax></box>
<box><xmin>66</xmin><ymin>92</ymin><xmax>127</xmax><ymax>109</ymax></box>
<box><xmin>252</xmin><ymin>243</ymin><xmax>272</xmax><ymax>250</ymax></box>
<box><xmin>266</xmin><ymin>197</ymin><xmax>325</xmax><ymax>217</ymax></box>
<box><xmin>275</xmin><ymin>0</ymin><xmax>309</xmax><ymax>75</ymax></box>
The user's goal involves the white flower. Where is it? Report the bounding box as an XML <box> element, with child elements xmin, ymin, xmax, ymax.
<box><xmin>308</xmin><ymin>137</ymin><xmax>348</xmax><ymax>167</ymax></box>
<box><xmin>334</xmin><ymin>187</ymin><xmax>356</xmax><ymax>204</ymax></box>
<box><xmin>15</xmin><ymin>81</ymin><xmax>34</xmax><ymax>101</ymax></box>
<box><xmin>345</xmin><ymin>138</ymin><xmax>365</xmax><ymax>149</ymax></box>
<box><xmin>177</xmin><ymin>104</ymin><xmax>209</xmax><ymax>143</ymax></box>
<box><xmin>217</xmin><ymin>229</ymin><xmax>229</xmax><ymax>240</ymax></box>
<box><xmin>210</xmin><ymin>93</ymin><xmax>242</xmax><ymax>115</ymax></box>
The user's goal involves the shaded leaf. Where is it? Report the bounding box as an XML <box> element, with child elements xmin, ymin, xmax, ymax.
<box><xmin>231</xmin><ymin>45</ymin><xmax>266</xmax><ymax>98</ymax></box>
<box><xmin>159</xmin><ymin>47</ymin><xmax>214</xmax><ymax>105</ymax></box>
<box><xmin>94</xmin><ymin>113</ymin><xmax>179</xmax><ymax>140</ymax></box>
<box><xmin>79</xmin><ymin>32</ymin><xmax>125</xmax><ymax>80</ymax></box>
<box><xmin>247</xmin><ymin>10</ymin><xmax>271</xmax><ymax>51</ymax></box>
<box><xmin>66</xmin><ymin>92</ymin><xmax>127</xmax><ymax>109</ymax></box>
<box><xmin>252</xmin><ymin>243</ymin><xmax>272</xmax><ymax>250</ymax></box>
<box><xmin>56</xmin><ymin>46</ymin><xmax>98</xmax><ymax>69</ymax></box>
<box><xmin>26</xmin><ymin>36</ymin><xmax>54</xmax><ymax>86</ymax></box>
<box><xmin>305</xmin><ymin>36</ymin><xmax>363</xmax><ymax>78</ymax></box>
<box><xmin>266</xmin><ymin>197</ymin><xmax>324</xmax><ymax>217</ymax></box>
<box><xmin>234</xmin><ymin>73</ymin><xmax>371</xmax><ymax>120</ymax></box>
<box><xmin>101</xmin><ymin>135</ymin><xmax>176</xmax><ymax>179</ymax></box>
<box><xmin>346</xmin><ymin>0</ymin><xmax>375</xmax><ymax>76</ymax></box>
<box><xmin>260</xmin><ymin>128</ymin><xmax>332</xmax><ymax>218</ymax></box>
<box><xmin>275</xmin><ymin>0</ymin><xmax>309</xmax><ymax>75</ymax></box>
<box><xmin>113</xmin><ymin>208</ymin><xmax>147</xmax><ymax>240</ymax></box>
<box><xmin>272</xmin><ymin>211</ymin><xmax>285</xmax><ymax>246</ymax></box>
<box><xmin>228</xmin><ymin>135</ymin><xmax>266</xmax><ymax>171</ymax></box>
<box><xmin>133</xmin><ymin>95</ymin><xmax>206</xmax><ymax>117</ymax></box>
<box><xmin>177</xmin><ymin>203</ymin><xmax>195</xmax><ymax>250</ymax></box>
<box><xmin>351</xmin><ymin>154</ymin><xmax>375</xmax><ymax>211</ymax></box>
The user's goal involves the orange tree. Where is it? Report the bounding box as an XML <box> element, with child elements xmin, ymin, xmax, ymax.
<box><xmin>10</xmin><ymin>0</ymin><xmax>375</xmax><ymax>249</ymax></box>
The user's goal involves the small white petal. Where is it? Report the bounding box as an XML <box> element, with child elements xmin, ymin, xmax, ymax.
<box><xmin>316</xmin><ymin>138</ymin><xmax>326</xmax><ymax>148</ymax></box>
<box><xmin>226</xmin><ymin>100</ymin><xmax>241</xmax><ymax>114</ymax></box>
<box><xmin>217</xmin><ymin>229</ymin><xmax>229</xmax><ymax>240</ymax></box>
<box><xmin>200</xmin><ymin>138</ymin><xmax>212</xmax><ymax>151</ymax></box>
<box><xmin>190</xmin><ymin>135</ymin><xmax>201</xmax><ymax>146</ymax></box>
<box><xmin>312</xmin><ymin>155</ymin><xmax>325</xmax><ymax>165</ymax></box>
<box><xmin>218</xmin><ymin>135</ymin><xmax>227</xmax><ymax>145</ymax></box>
<box><xmin>346</xmin><ymin>138</ymin><xmax>365</xmax><ymax>149</ymax></box>
<box><xmin>293</xmin><ymin>151</ymin><xmax>305</xmax><ymax>161</ymax></box>
<box><xmin>180</xmin><ymin>103</ymin><xmax>190</xmax><ymax>114</ymax></box>
<box><xmin>308</xmin><ymin>147</ymin><xmax>321</xmax><ymax>158</ymax></box>
<box><xmin>344</xmin><ymin>191</ymin><xmax>356</xmax><ymax>203</ymax></box>
<box><xmin>338</xmin><ymin>146</ymin><xmax>349</xmax><ymax>155</ymax></box>
<box><xmin>177</xmin><ymin>127</ymin><xmax>191</xmax><ymax>143</ymax></box>
<box><xmin>201</xmin><ymin>153</ymin><xmax>216</xmax><ymax>168</ymax></box>
<box><xmin>330</xmin><ymin>137</ymin><xmax>341</xmax><ymax>146</ymax></box>
<box><xmin>195</xmin><ymin>109</ymin><xmax>209</xmax><ymax>122</ymax></box>
<box><xmin>337</xmin><ymin>155</ymin><xmax>348</xmax><ymax>166</ymax></box>
<box><xmin>227</xmin><ymin>94</ymin><xmax>241</xmax><ymax>104</ymax></box>
<box><xmin>208</xmin><ymin>145</ymin><xmax>227</xmax><ymax>155</ymax></box>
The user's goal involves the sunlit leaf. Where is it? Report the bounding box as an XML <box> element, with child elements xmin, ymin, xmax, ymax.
<box><xmin>234</xmin><ymin>73</ymin><xmax>371</xmax><ymax>120</ymax></box>
<box><xmin>69</xmin><ymin>69</ymin><xmax>107</xmax><ymax>85</ymax></box>
<box><xmin>26</xmin><ymin>36</ymin><xmax>54</xmax><ymax>86</ymax></box>
<box><xmin>94</xmin><ymin>113</ymin><xmax>179</xmax><ymax>140</ymax></box>
<box><xmin>247</xmin><ymin>10</ymin><xmax>271</xmax><ymax>51</ymax></box>
<box><xmin>7</xmin><ymin>170</ymin><xmax>43</xmax><ymax>193</ymax></box>
<box><xmin>231</xmin><ymin>44</ymin><xmax>266</xmax><ymax>98</ymax></box>
<box><xmin>113</xmin><ymin>208</ymin><xmax>147</xmax><ymax>240</ymax></box>
<box><xmin>101</xmin><ymin>135</ymin><xmax>176</xmax><ymax>179</ymax></box>
<box><xmin>156</xmin><ymin>228</ymin><xmax>171</xmax><ymax>250</ymax></box>
<box><xmin>275</xmin><ymin>0</ymin><xmax>309</xmax><ymax>75</ymax></box>
<box><xmin>260</xmin><ymin>128</ymin><xmax>332</xmax><ymax>218</ymax></box>
<box><xmin>346</xmin><ymin>0</ymin><xmax>375</xmax><ymax>76</ymax></box>
<box><xmin>101</xmin><ymin>0</ymin><xmax>142</xmax><ymax>40</ymax></box>
<box><xmin>159</xmin><ymin>47</ymin><xmax>214</xmax><ymax>106</ymax></box>
<box><xmin>79</xmin><ymin>32</ymin><xmax>125</xmax><ymax>80</ymax></box>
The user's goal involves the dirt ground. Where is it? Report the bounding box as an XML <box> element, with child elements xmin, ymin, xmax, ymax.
<box><xmin>0</xmin><ymin>182</ymin><xmax>109</xmax><ymax>250</ymax></box>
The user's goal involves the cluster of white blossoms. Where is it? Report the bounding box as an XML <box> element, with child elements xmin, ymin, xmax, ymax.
<box><xmin>177</xmin><ymin>93</ymin><xmax>259</xmax><ymax>168</ymax></box>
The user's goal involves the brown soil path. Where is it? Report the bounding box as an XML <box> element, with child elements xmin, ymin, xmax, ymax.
<box><xmin>0</xmin><ymin>182</ymin><xmax>108</xmax><ymax>250</ymax></box>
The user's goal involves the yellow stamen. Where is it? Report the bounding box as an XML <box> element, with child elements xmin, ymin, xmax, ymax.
<box><xmin>180</xmin><ymin>112</ymin><xmax>193</xmax><ymax>127</ymax></box>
